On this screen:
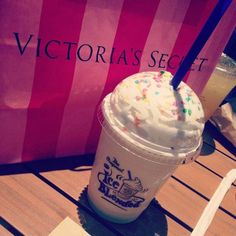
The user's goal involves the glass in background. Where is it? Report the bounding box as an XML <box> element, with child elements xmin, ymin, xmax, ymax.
<box><xmin>199</xmin><ymin>53</ymin><xmax>236</xmax><ymax>121</ymax></box>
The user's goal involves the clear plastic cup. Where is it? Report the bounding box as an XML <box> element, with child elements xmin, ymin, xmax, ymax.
<box><xmin>87</xmin><ymin>71</ymin><xmax>203</xmax><ymax>223</ymax></box>
<box><xmin>199</xmin><ymin>53</ymin><xmax>236</xmax><ymax>120</ymax></box>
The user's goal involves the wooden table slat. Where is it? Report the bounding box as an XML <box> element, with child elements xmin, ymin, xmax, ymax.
<box><xmin>40</xmin><ymin>165</ymin><xmax>236</xmax><ymax>236</ymax></box>
<box><xmin>0</xmin><ymin>226</ymin><xmax>13</xmax><ymax>236</ymax></box>
<box><xmin>174</xmin><ymin>160</ymin><xmax>236</xmax><ymax>216</ymax></box>
<box><xmin>40</xmin><ymin>169</ymin><xmax>190</xmax><ymax>236</ymax></box>
<box><xmin>157</xmin><ymin>178</ymin><xmax>236</xmax><ymax>236</ymax></box>
<box><xmin>0</xmin><ymin>173</ymin><xmax>114</xmax><ymax>236</ymax></box>
<box><xmin>197</xmin><ymin>151</ymin><xmax>236</xmax><ymax>178</ymax></box>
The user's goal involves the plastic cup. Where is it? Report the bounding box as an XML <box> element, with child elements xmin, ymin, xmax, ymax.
<box><xmin>199</xmin><ymin>53</ymin><xmax>236</xmax><ymax>120</ymax></box>
<box><xmin>87</xmin><ymin>71</ymin><xmax>204</xmax><ymax>223</ymax></box>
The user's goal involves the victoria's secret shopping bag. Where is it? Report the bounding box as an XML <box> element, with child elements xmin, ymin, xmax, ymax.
<box><xmin>0</xmin><ymin>0</ymin><xmax>236</xmax><ymax>164</ymax></box>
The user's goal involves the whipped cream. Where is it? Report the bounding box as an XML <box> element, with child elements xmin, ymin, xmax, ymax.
<box><xmin>102</xmin><ymin>71</ymin><xmax>204</xmax><ymax>157</ymax></box>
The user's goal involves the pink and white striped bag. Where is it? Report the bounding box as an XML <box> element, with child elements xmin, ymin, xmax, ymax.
<box><xmin>0</xmin><ymin>0</ymin><xmax>235</xmax><ymax>164</ymax></box>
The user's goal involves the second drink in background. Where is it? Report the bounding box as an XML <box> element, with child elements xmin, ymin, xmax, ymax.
<box><xmin>199</xmin><ymin>53</ymin><xmax>236</xmax><ymax>121</ymax></box>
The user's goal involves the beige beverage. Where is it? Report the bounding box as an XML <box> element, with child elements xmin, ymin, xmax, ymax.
<box><xmin>88</xmin><ymin>71</ymin><xmax>205</xmax><ymax>223</ymax></box>
<box><xmin>200</xmin><ymin>54</ymin><xmax>236</xmax><ymax>120</ymax></box>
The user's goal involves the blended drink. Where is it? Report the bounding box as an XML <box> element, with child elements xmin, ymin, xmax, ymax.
<box><xmin>88</xmin><ymin>71</ymin><xmax>205</xmax><ymax>223</ymax></box>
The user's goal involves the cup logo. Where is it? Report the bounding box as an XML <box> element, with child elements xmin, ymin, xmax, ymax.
<box><xmin>97</xmin><ymin>156</ymin><xmax>148</xmax><ymax>211</ymax></box>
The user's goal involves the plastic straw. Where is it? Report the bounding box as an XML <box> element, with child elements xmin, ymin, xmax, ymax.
<box><xmin>191</xmin><ymin>169</ymin><xmax>236</xmax><ymax>236</ymax></box>
<box><xmin>128</xmin><ymin>170</ymin><xmax>132</xmax><ymax>180</ymax></box>
<box><xmin>171</xmin><ymin>0</ymin><xmax>232</xmax><ymax>90</ymax></box>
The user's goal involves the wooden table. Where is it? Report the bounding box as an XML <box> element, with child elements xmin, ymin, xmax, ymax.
<box><xmin>0</xmin><ymin>122</ymin><xmax>235</xmax><ymax>236</ymax></box>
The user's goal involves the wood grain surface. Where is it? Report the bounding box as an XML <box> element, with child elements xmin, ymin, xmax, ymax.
<box><xmin>174</xmin><ymin>161</ymin><xmax>236</xmax><ymax>216</ymax></box>
<box><xmin>0</xmin><ymin>226</ymin><xmax>13</xmax><ymax>236</ymax></box>
<box><xmin>0</xmin><ymin>173</ymin><xmax>114</xmax><ymax>236</ymax></box>
<box><xmin>38</xmin><ymin>148</ymin><xmax>236</xmax><ymax>236</ymax></box>
<box><xmin>39</xmin><ymin>169</ymin><xmax>190</xmax><ymax>236</ymax></box>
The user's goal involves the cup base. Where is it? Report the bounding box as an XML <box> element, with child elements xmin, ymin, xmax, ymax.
<box><xmin>87</xmin><ymin>195</ymin><xmax>138</xmax><ymax>224</ymax></box>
